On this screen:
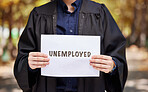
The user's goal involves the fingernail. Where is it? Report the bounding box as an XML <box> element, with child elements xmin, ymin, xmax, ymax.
<box><xmin>44</xmin><ymin>54</ymin><xmax>48</xmax><ymax>57</ymax></box>
<box><xmin>90</xmin><ymin>63</ymin><xmax>93</xmax><ymax>66</ymax></box>
<box><xmin>89</xmin><ymin>60</ymin><xmax>92</xmax><ymax>63</ymax></box>
<box><xmin>93</xmin><ymin>66</ymin><xmax>96</xmax><ymax>68</ymax></box>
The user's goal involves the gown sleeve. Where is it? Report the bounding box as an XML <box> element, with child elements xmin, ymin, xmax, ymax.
<box><xmin>14</xmin><ymin>8</ymin><xmax>39</xmax><ymax>91</ymax></box>
<box><xmin>100</xmin><ymin>4</ymin><xmax>128</xmax><ymax>92</ymax></box>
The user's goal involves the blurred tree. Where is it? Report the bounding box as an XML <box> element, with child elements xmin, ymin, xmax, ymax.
<box><xmin>0</xmin><ymin>0</ymin><xmax>19</xmax><ymax>41</ymax></box>
<box><xmin>123</xmin><ymin>0</ymin><xmax>148</xmax><ymax>47</ymax></box>
<box><xmin>0</xmin><ymin>0</ymin><xmax>50</xmax><ymax>59</ymax></box>
<box><xmin>0</xmin><ymin>0</ymin><xmax>20</xmax><ymax>59</ymax></box>
<box><xmin>139</xmin><ymin>0</ymin><xmax>147</xmax><ymax>47</ymax></box>
<box><xmin>95</xmin><ymin>0</ymin><xmax>148</xmax><ymax>48</ymax></box>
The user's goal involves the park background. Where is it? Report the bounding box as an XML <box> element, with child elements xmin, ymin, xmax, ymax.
<box><xmin>0</xmin><ymin>0</ymin><xmax>148</xmax><ymax>92</ymax></box>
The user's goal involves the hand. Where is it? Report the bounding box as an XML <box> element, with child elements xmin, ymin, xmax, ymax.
<box><xmin>28</xmin><ymin>52</ymin><xmax>50</xmax><ymax>70</ymax></box>
<box><xmin>89</xmin><ymin>55</ymin><xmax>115</xmax><ymax>73</ymax></box>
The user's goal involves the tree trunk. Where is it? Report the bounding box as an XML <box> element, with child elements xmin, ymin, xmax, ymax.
<box><xmin>8</xmin><ymin>3</ymin><xmax>14</xmax><ymax>58</ymax></box>
<box><xmin>140</xmin><ymin>0</ymin><xmax>147</xmax><ymax>47</ymax></box>
<box><xmin>8</xmin><ymin>4</ymin><xmax>13</xmax><ymax>42</ymax></box>
<box><xmin>1</xmin><ymin>10</ymin><xmax>5</xmax><ymax>41</ymax></box>
<box><xmin>130</xmin><ymin>0</ymin><xmax>138</xmax><ymax>45</ymax></box>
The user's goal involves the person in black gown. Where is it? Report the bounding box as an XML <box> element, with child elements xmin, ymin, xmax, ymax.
<box><xmin>14</xmin><ymin>0</ymin><xmax>128</xmax><ymax>92</ymax></box>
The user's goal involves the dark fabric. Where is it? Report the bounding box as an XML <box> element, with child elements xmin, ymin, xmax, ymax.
<box><xmin>57</xmin><ymin>89</ymin><xmax>77</xmax><ymax>92</ymax></box>
<box><xmin>56</xmin><ymin>78</ymin><xmax>78</xmax><ymax>91</ymax></box>
<box><xmin>14</xmin><ymin>0</ymin><xmax>128</xmax><ymax>92</ymax></box>
<box><xmin>56</xmin><ymin>0</ymin><xmax>82</xmax><ymax>91</ymax></box>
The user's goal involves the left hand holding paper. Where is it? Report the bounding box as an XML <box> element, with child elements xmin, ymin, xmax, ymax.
<box><xmin>89</xmin><ymin>55</ymin><xmax>115</xmax><ymax>73</ymax></box>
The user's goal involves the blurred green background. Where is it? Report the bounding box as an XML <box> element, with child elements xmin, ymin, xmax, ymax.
<box><xmin>0</xmin><ymin>0</ymin><xmax>148</xmax><ymax>92</ymax></box>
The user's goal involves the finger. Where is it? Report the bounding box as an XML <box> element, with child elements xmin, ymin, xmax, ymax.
<box><xmin>29</xmin><ymin>66</ymin><xmax>36</xmax><ymax>70</ymax></box>
<box><xmin>32</xmin><ymin>61</ymin><xmax>50</xmax><ymax>66</ymax></box>
<box><xmin>103</xmin><ymin>56</ymin><xmax>112</xmax><ymax>60</ymax></box>
<box><xmin>93</xmin><ymin>67</ymin><xmax>110</xmax><ymax>73</ymax></box>
<box><xmin>90</xmin><ymin>63</ymin><xmax>111</xmax><ymax>69</ymax></box>
<box><xmin>99</xmin><ymin>68</ymin><xmax>110</xmax><ymax>73</ymax></box>
<box><xmin>30</xmin><ymin>57</ymin><xmax>50</xmax><ymax>62</ymax></box>
<box><xmin>32</xmin><ymin>65</ymin><xmax>47</xmax><ymax>69</ymax></box>
<box><xmin>89</xmin><ymin>59</ymin><xmax>107</xmax><ymax>65</ymax></box>
<box><xmin>29</xmin><ymin>52</ymin><xmax>48</xmax><ymax>58</ymax></box>
<box><xmin>92</xmin><ymin>55</ymin><xmax>112</xmax><ymax>60</ymax></box>
<box><xmin>38</xmin><ymin>65</ymin><xmax>47</xmax><ymax>68</ymax></box>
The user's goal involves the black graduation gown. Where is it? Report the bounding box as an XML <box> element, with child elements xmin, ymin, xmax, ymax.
<box><xmin>14</xmin><ymin>0</ymin><xmax>128</xmax><ymax>92</ymax></box>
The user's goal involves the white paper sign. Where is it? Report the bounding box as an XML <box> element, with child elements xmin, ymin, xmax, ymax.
<box><xmin>41</xmin><ymin>35</ymin><xmax>100</xmax><ymax>77</ymax></box>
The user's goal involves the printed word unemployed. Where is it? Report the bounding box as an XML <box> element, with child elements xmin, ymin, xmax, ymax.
<box><xmin>49</xmin><ymin>51</ymin><xmax>91</xmax><ymax>57</ymax></box>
